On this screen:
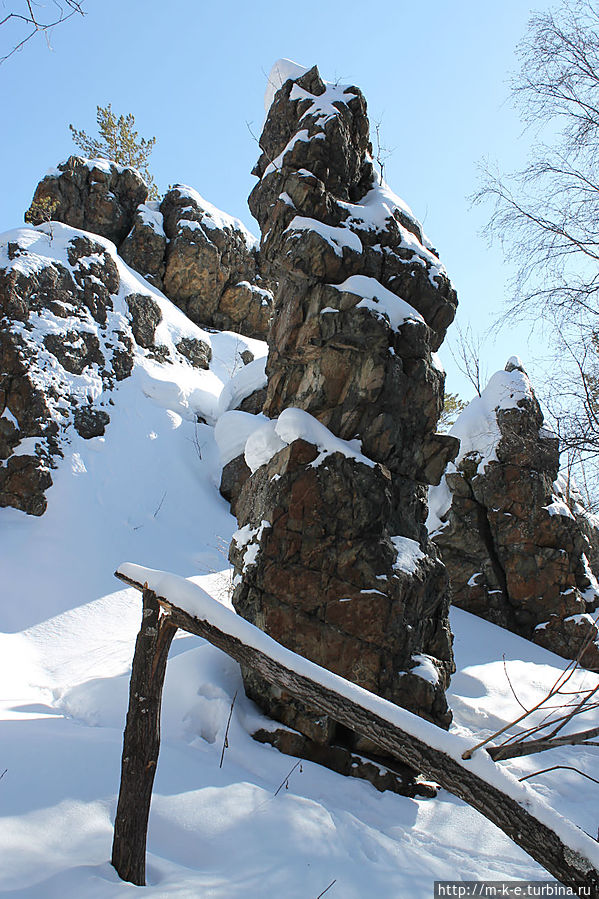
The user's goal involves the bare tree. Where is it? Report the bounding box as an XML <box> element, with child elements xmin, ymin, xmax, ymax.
<box><xmin>475</xmin><ymin>0</ymin><xmax>599</xmax><ymax>466</ymax></box>
<box><xmin>1</xmin><ymin>1</ymin><xmax>85</xmax><ymax>64</ymax></box>
<box><xmin>449</xmin><ymin>322</ymin><xmax>487</xmax><ymax>398</ymax></box>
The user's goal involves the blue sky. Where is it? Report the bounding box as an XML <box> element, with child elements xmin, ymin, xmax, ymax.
<box><xmin>0</xmin><ymin>0</ymin><xmax>551</xmax><ymax>401</ymax></box>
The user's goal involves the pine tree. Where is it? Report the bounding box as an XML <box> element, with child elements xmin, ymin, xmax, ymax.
<box><xmin>439</xmin><ymin>391</ymin><xmax>467</xmax><ymax>432</ymax></box>
<box><xmin>69</xmin><ymin>104</ymin><xmax>158</xmax><ymax>199</ymax></box>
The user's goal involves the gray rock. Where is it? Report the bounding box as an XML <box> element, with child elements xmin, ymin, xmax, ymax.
<box><xmin>73</xmin><ymin>406</ymin><xmax>110</xmax><ymax>439</ymax></box>
<box><xmin>176</xmin><ymin>336</ymin><xmax>212</xmax><ymax>369</ymax></box>
<box><xmin>119</xmin><ymin>202</ymin><xmax>166</xmax><ymax>290</ymax></box>
<box><xmin>126</xmin><ymin>293</ymin><xmax>162</xmax><ymax>349</ymax></box>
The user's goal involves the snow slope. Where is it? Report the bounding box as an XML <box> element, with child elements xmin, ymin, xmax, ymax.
<box><xmin>1</xmin><ymin>272</ymin><xmax>598</xmax><ymax>895</ymax></box>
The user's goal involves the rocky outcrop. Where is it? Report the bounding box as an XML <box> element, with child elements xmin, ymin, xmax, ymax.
<box><xmin>229</xmin><ymin>62</ymin><xmax>459</xmax><ymax>747</ymax></box>
<box><xmin>161</xmin><ymin>186</ymin><xmax>273</xmax><ymax>338</ymax></box>
<box><xmin>27</xmin><ymin>161</ymin><xmax>276</xmax><ymax>340</ymax></box>
<box><xmin>0</xmin><ymin>222</ymin><xmax>213</xmax><ymax>516</ymax></box>
<box><xmin>429</xmin><ymin>358</ymin><xmax>599</xmax><ymax>669</ymax></box>
<box><xmin>26</xmin><ymin>156</ymin><xmax>148</xmax><ymax>246</ymax></box>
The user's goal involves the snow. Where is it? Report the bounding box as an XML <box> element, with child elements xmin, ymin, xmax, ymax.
<box><xmin>264</xmin><ymin>59</ymin><xmax>309</xmax><ymax>111</ymax></box>
<box><xmin>391</xmin><ymin>535</ymin><xmax>425</xmax><ymax>574</ymax></box>
<box><xmin>214</xmin><ymin>410</ymin><xmax>267</xmax><ymax>466</ymax></box>
<box><xmin>3</xmin><ymin>230</ymin><xmax>599</xmax><ymax>894</ymax></box>
<box><xmin>217</xmin><ymin>356</ymin><xmax>267</xmax><ymax>416</ymax></box>
<box><xmin>48</xmin><ymin>156</ymin><xmax>132</xmax><ymax>177</ymax></box>
<box><xmin>408</xmin><ymin>653</ymin><xmax>440</xmax><ymax>685</ymax></box>
<box><xmin>244</xmin><ymin>418</ymin><xmax>287</xmax><ymax>472</ymax></box>
<box><xmin>450</xmin><ymin>364</ymin><xmax>534</xmax><ymax>470</ymax></box>
<box><xmin>285</xmin><ymin>216</ymin><xmax>363</xmax><ymax>256</ymax></box>
<box><xmin>431</xmin><ymin>352</ymin><xmax>445</xmax><ymax>373</ymax></box>
<box><xmin>338</xmin><ymin>178</ymin><xmax>447</xmax><ymax>287</ymax></box>
<box><xmin>232</xmin><ymin>520</ymin><xmax>271</xmax><ymax>571</ymax></box>
<box><xmin>290</xmin><ymin>81</ymin><xmax>360</xmax><ymax>129</ymax></box>
<box><xmin>563</xmin><ymin>612</ymin><xmax>598</xmax><ymax>627</ymax></box>
<box><xmin>244</xmin><ymin>407</ymin><xmax>375</xmax><ymax>473</ymax></box>
<box><xmin>545</xmin><ymin>497</ymin><xmax>575</xmax><ymax>519</ymax></box>
<box><xmin>136</xmin><ymin>201</ymin><xmax>165</xmax><ymax>236</ymax></box>
<box><xmin>262</xmin><ymin>129</ymin><xmax>311</xmax><ymax>177</ymax></box>
<box><xmin>330</xmin><ymin>274</ymin><xmax>425</xmax><ymax>331</ymax></box>
<box><xmin>1</xmin><ymin>406</ymin><xmax>18</xmax><ymax>426</ymax></box>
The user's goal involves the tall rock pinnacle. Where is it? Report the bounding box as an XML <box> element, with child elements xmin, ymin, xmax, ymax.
<box><xmin>229</xmin><ymin>62</ymin><xmax>459</xmax><ymax>747</ymax></box>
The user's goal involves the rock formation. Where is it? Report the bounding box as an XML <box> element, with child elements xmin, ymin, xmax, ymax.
<box><xmin>429</xmin><ymin>358</ymin><xmax>599</xmax><ymax>669</ymax></box>
<box><xmin>27</xmin><ymin>164</ymin><xmax>275</xmax><ymax>340</ymax></box>
<box><xmin>0</xmin><ymin>222</ymin><xmax>212</xmax><ymax>516</ymax></box>
<box><xmin>119</xmin><ymin>202</ymin><xmax>166</xmax><ymax>290</ymax></box>
<box><xmin>160</xmin><ymin>186</ymin><xmax>273</xmax><ymax>339</ymax></box>
<box><xmin>228</xmin><ymin>62</ymin><xmax>459</xmax><ymax>750</ymax></box>
<box><xmin>27</xmin><ymin>156</ymin><xmax>148</xmax><ymax>246</ymax></box>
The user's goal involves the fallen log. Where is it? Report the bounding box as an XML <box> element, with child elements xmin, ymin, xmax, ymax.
<box><xmin>113</xmin><ymin>564</ymin><xmax>599</xmax><ymax>894</ymax></box>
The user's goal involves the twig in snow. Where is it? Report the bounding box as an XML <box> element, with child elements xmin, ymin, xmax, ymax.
<box><xmin>519</xmin><ymin>765</ymin><xmax>599</xmax><ymax>786</ymax></box>
<box><xmin>316</xmin><ymin>879</ymin><xmax>337</xmax><ymax>898</ymax></box>
<box><xmin>219</xmin><ymin>691</ymin><xmax>237</xmax><ymax>769</ymax></box>
<box><xmin>0</xmin><ymin>768</ymin><xmax>6</xmax><ymax>781</ymax></box>
<box><xmin>274</xmin><ymin>759</ymin><xmax>303</xmax><ymax>797</ymax></box>
<box><xmin>503</xmin><ymin>654</ymin><xmax>529</xmax><ymax>713</ymax></box>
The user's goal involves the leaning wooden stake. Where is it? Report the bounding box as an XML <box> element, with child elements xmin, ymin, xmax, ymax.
<box><xmin>114</xmin><ymin>571</ymin><xmax>599</xmax><ymax>894</ymax></box>
<box><xmin>111</xmin><ymin>586</ymin><xmax>177</xmax><ymax>886</ymax></box>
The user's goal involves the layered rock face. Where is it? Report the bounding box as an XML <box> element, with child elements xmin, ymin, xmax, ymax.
<box><xmin>160</xmin><ymin>186</ymin><xmax>272</xmax><ymax>339</ymax></box>
<box><xmin>0</xmin><ymin>223</ymin><xmax>212</xmax><ymax>516</ymax></box>
<box><xmin>27</xmin><ymin>162</ymin><xmax>274</xmax><ymax>340</ymax></box>
<box><xmin>230</xmin><ymin>63</ymin><xmax>459</xmax><ymax>743</ymax></box>
<box><xmin>429</xmin><ymin>358</ymin><xmax>599</xmax><ymax>669</ymax></box>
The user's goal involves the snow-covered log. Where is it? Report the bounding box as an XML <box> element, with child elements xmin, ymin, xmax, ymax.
<box><xmin>113</xmin><ymin>563</ymin><xmax>599</xmax><ymax>893</ymax></box>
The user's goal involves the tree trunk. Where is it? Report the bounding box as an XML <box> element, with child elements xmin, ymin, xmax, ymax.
<box><xmin>114</xmin><ymin>571</ymin><xmax>599</xmax><ymax>894</ymax></box>
<box><xmin>111</xmin><ymin>586</ymin><xmax>176</xmax><ymax>886</ymax></box>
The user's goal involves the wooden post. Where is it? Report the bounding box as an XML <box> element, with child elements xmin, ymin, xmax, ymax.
<box><xmin>111</xmin><ymin>586</ymin><xmax>176</xmax><ymax>886</ymax></box>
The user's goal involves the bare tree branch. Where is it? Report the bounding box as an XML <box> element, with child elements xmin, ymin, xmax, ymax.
<box><xmin>0</xmin><ymin>1</ymin><xmax>85</xmax><ymax>64</ymax></box>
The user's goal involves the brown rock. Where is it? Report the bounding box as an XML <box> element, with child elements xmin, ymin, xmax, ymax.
<box><xmin>160</xmin><ymin>186</ymin><xmax>273</xmax><ymax>339</ymax></box>
<box><xmin>431</xmin><ymin>359</ymin><xmax>599</xmax><ymax>669</ymax></box>
<box><xmin>26</xmin><ymin>156</ymin><xmax>148</xmax><ymax>245</ymax></box>
<box><xmin>231</xmin><ymin>64</ymin><xmax>459</xmax><ymax>743</ymax></box>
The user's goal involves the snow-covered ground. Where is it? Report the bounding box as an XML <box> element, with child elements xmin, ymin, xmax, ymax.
<box><xmin>2</xmin><ymin>298</ymin><xmax>598</xmax><ymax>895</ymax></box>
